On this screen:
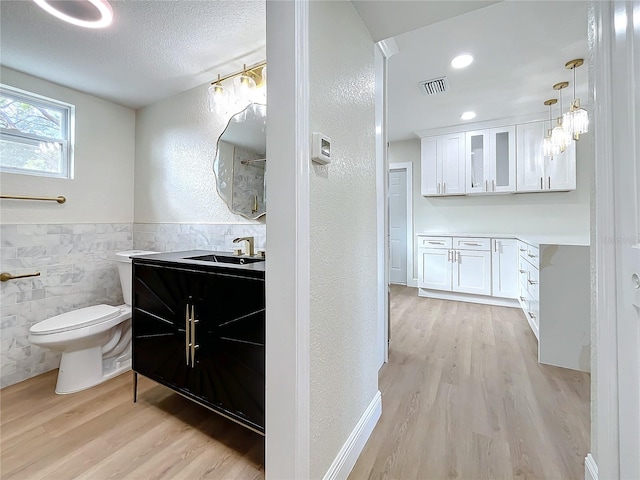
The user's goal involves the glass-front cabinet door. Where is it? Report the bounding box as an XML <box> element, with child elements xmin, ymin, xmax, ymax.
<box><xmin>490</xmin><ymin>126</ymin><xmax>516</xmax><ymax>192</ymax></box>
<box><xmin>465</xmin><ymin>130</ymin><xmax>489</xmax><ymax>193</ymax></box>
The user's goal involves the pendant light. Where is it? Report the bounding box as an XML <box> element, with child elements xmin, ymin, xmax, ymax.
<box><xmin>543</xmin><ymin>99</ymin><xmax>560</xmax><ymax>157</ymax></box>
<box><xmin>551</xmin><ymin>81</ymin><xmax>571</xmax><ymax>153</ymax></box>
<box><xmin>563</xmin><ymin>58</ymin><xmax>589</xmax><ymax>140</ymax></box>
<box><xmin>208</xmin><ymin>74</ymin><xmax>229</xmax><ymax>114</ymax></box>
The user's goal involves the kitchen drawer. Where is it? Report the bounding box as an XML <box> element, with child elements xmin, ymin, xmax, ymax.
<box><xmin>524</xmin><ymin>244</ymin><xmax>539</xmax><ymax>264</ymax></box>
<box><xmin>453</xmin><ymin>237</ymin><xmax>490</xmax><ymax>251</ymax></box>
<box><xmin>418</xmin><ymin>236</ymin><xmax>452</xmax><ymax>249</ymax></box>
<box><xmin>526</xmin><ymin>263</ymin><xmax>539</xmax><ymax>299</ymax></box>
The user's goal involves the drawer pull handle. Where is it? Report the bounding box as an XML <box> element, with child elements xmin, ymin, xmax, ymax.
<box><xmin>520</xmin><ymin>296</ymin><xmax>526</xmax><ymax>302</ymax></box>
<box><xmin>528</xmin><ymin>279</ymin><xmax>538</xmax><ymax>285</ymax></box>
<box><xmin>527</xmin><ymin>253</ymin><xmax>537</xmax><ymax>258</ymax></box>
<box><xmin>462</xmin><ymin>242</ymin><xmax>482</xmax><ymax>246</ymax></box>
<box><xmin>428</xmin><ymin>241</ymin><xmax>444</xmax><ymax>245</ymax></box>
<box><xmin>519</xmin><ymin>248</ymin><xmax>527</xmax><ymax>252</ymax></box>
<box><xmin>185</xmin><ymin>305</ymin><xmax>190</xmax><ymax>366</ymax></box>
<box><xmin>519</xmin><ymin>269</ymin><xmax>526</xmax><ymax>273</ymax></box>
<box><xmin>528</xmin><ymin>312</ymin><xmax>536</xmax><ymax>320</ymax></box>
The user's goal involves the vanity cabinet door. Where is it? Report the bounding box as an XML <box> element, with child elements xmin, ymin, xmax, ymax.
<box><xmin>491</xmin><ymin>238</ymin><xmax>517</xmax><ymax>298</ymax></box>
<box><xmin>133</xmin><ymin>263</ymin><xmax>265</xmax><ymax>432</ymax></box>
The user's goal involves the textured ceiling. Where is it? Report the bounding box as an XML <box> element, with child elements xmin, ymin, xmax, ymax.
<box><xmin>385</xmin><ymin>1</ymin><xmax>589</xmax><ymax>141</ymax></box>
<box><xmin>0</xmin><ymin>0</ymin><xmax>266</xmax><ymax>109</ymax></box>
<box><xmin>352</xmin><ymin>0</ymin><xmax>501</xmax><ymax>42</ymax></box>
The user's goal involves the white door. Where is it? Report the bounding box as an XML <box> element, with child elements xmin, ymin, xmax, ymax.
<box><xmin>419</xmin><ymin>248</ymin><xmax>452</xmax><ymax>291</ymax></box>
<box><xmin>516</xmin><ymin>122</ymin><xmax>545</xmax><ymax>192</ymax></box>
<box><xmin>491</xmin><ymin>238</ymin><xmax>517</xmax><ymax>298</ymax></box>
<box><xmin>466</xmin><ymin>130</ymin><xmax>489</xmax><ymax>193</ymax></box>
<box><xmin>389</xmin><ymin>169</ymin><xmax>407</xmax><ymax>285</ymax></box>
<box><xmin>452</xmin><ymin>249</ymin><xmax>492</xmax><ymax>296</ymax></box>
<box><xmin>490</xmin><ymin>126</ymin><xmax>516</xmax><ymax>193</ymax></box>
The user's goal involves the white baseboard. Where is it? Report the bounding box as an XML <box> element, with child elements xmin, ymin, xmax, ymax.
<box><xmin>417</xmin><ymin>288</ymin><xmax>520</xmax><ymax>308</ymax></box>
<box><xmin>585</xmin><ymin>453</ymin><xmax>598</xmax><ymax>480</ymax></box>
<box><xmin>322</xmin><ymin>390</ymin><xmax>382</xmax><ymax>480</ymax></box>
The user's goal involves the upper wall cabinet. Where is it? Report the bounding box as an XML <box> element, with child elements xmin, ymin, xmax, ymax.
<box><xmin>465</xmin><ymin>126</ymin><xmax>516</xmax><ymax>194</ymax></box>
<box><xmin>420</xmin><ymin>133</ymin><xmax>466</xmax><ymax>196</ymax></box>
<box><xmin>516</xmin><ymin>121</ymin><xmax>576</xmax><ymax>192</ymax></box>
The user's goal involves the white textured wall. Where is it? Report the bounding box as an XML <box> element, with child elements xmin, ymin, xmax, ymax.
<box><xmin>134</xmin><ymin>82</ymin><xmax>263</xmax><ymax>224</ymax></box>
<box><xmin>389</xmin><ymin>136</ymin><xmax>592</xmax><ymax>280</ymax></box>
<box><xmin>309</xmin><ymin>2</ymin><xmax>379</xmax><ymax>478</ymax></box>
<box><xmin>0</xmin><ymin>67</ymin><xmax>135</xmax><ymax>224</ymax></box>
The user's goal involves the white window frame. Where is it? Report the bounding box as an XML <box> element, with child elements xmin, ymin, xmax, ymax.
<box><xmin>0</xmin><ymin>84</ymin><xmax>75</xmax><ymax>179</ymax></box>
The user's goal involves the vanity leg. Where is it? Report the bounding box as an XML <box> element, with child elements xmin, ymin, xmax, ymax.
<box><xmin>133</xmin><ymin>371</ymin><xmax>138</xmax><ymax>403</ymax></box>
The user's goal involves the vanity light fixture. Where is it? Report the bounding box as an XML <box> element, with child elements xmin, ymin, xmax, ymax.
<box><xmin>33</xmin><ymin>0</ymin><xmax>113</xmax><ymax>29</ymax></box>
<box><xmin>563</xmin><ymin>58</ymin><xmax>589</xmax><ymax>140</ymax></box>
<box><xmin>451</xmin><ymin>54</ymin><xmax>473</xmax><ymax>69</ymax></box>
<box><xmin>208</xmin><ymin>62</ymin><xmax>266</xmax><ymax>114</ymax></box>
<box><xmin>551</xmin><ymin>81</ymin><xmax>571</xmax><ymax>153</ymax></box>
<box><xmin>460</xmin><ymin>111</ymin><xmax>476</xmax><ymax>120</ymax></box>
<box><xmin>543</xmin><ymin>99</ymin><xmax>560</xmax><ymax>158</ymax></box>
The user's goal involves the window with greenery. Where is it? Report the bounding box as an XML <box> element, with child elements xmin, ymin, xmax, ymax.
<box><xmin>0</xmin><ymin>85</ymin><xmax>74</xmax><ymax>178</ymax></box>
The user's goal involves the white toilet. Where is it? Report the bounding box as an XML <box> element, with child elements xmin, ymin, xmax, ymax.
<box><xmin>29</xmin><ymin>250</ymin><xmax>156</xmax><ymax>394</ymax></box>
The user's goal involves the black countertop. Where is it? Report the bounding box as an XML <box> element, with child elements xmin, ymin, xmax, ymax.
<box><xmin>131</xmin><ymin>250</ymin><xmax>265</xmax><ymax>279</ymax></box>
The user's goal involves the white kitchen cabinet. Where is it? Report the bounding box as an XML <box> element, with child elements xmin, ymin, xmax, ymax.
<box><xmin>417</xmin><ymin>235</ymin><xmax>491</xmax><ymax>296</ymax></box>
<box><xmin>466</xmin><ymin>127</ymin><xmax>516</xmax><ymax>194</ymax></box>
<box><xmin>452</xmin><ymin>249</ymin><xmax>492</xmax><ymax>295</ymax></box>
<box><xmin>491</xmin><ymin>238</ymin><xmax>517</xmax><ymax>298</ymax></box>
<box><xmin>418</xmin><ymin>247</ymin><xmax>452</xmax><ymax>290</ymax></box>
<box><xmin>420</xmin><ymin>133</ymin><xmax>465</xmax><ymax>196</ymax></box>
<box><xmin>516</xmin><ymin>121</ymin><xmax>576</xmax><ymax>192</ymax></box>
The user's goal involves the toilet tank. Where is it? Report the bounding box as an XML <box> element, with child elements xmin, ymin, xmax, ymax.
<box><xmin>115</xmin><ymin>250</ymin><xmax>157</xmax><ymax>305</ymax></box>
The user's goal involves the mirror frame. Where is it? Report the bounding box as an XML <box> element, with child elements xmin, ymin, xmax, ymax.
<box><xmin>213</xmin><ymin>102</ymin><xmax>267</xmax><ymax>220</ymax></box>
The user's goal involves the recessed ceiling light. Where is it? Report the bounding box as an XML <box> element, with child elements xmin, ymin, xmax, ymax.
<box><xmin>460</xmin><ymin>111</ymin><xmax>476</xmax><ymax>120</ymax></box>
<box><xmin>451</xmin><ymin>54</ymin><xmax>474</xmax><ymax>69</ymax></box>
<box><xmin>33</xmin><ymin>0</ymin><xmax>113</xmax><ymax>29</ymax></box>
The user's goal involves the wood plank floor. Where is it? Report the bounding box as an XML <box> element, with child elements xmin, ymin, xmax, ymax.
<box><xmin>1</xmin><ymin>286</ymin><xmax>589</xmax><ymax>479</ymax></box>
<box><xmin>349</xmin><ymin>285</ymin><xmax>590</xmax><ymax>480</ymax></box>
<box><xmin>0</xmin><ymin>371</ymin><xmax>264</xmax><ymax>480</ymax></box>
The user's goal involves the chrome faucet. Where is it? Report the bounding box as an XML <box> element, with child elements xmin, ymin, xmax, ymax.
<box><xmin>232</xmin><ymin>236</ymin><xmax>255</xmax><ymax>257</ymax></box>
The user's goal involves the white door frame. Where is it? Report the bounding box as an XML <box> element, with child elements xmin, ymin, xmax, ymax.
<box><xmin>389</xmin><ymin>162</ymin><xmax>414</xmax><ymax>287</ymax></box>
<box><xmin>591</xmin><ymin>1</ymin><xmax>640</xmax><ymax>478</ymax></box>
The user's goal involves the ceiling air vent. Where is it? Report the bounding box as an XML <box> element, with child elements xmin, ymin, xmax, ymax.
<box><xmin>420</xmin><ymin>76</ymin><xmax>449</xmax><ymax>96</ymax></box>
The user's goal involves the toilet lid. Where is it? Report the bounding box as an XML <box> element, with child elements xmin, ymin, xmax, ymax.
<box><xmin>30</xmin><ymin>305</ymin><xmax>122</xmax><ymax>335</ymax></box>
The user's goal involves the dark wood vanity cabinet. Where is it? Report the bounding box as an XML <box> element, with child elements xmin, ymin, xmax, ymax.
<box><xmin>132</xmin><ymin>256</ymin><xmax>265</xmax><ymax>434</ymax></box>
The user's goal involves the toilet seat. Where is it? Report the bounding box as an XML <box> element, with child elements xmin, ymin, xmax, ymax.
<box><xmin>30</xmin><ymin>305</ymin><xmax>122</xmax><ymax>335</ymax></box>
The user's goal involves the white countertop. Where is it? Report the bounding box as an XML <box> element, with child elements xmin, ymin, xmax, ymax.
<box><xmin>417</xmin><ymin>232</ymin><xmax>590</xmax><ymax>247</ymax></box>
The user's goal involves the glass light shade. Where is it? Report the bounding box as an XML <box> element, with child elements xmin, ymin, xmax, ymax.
<box><xmin>208</xmin><ymin>83</ymin><xmax>229</xmax><ymax>114</ymax></box>
<box><xmin>543</xmin><ymin>129</ymin><xmax>560</xmax><ymax>157</ymax></box>
<box><xmin>233</xmin><ymin>74</ymin><xmax>256</xmax><ymax>105</ymax></box>
<box><xmin>551</xmin><ymin>118</ymin><xmax>571</xmax><ymax>153</ymax></box>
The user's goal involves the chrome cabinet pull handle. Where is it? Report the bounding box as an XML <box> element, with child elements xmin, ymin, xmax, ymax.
<box><xmin>448</xmin><ymin>250</ymin><xmax>452</xmax><ymax>262</ymax></box>
<box><xmin>492</xmin><ymin>179</ymin><xmax>496</xmax><ymax>191</ymax></box>
<box><xmin>520</xmin><ymin>296</ymin><xmax>526</xmax><ymax>302</ymax></box>
<box><xmin>428</xmin><ymin>241</ymin><xmax>444</xmax><ymax>245</ymax></box>
<box><xmin>519</xmin><ymin>269</ymin><xmax>526</xmax><ymax>273</ymax></box>
<box><xmin>540</xmin><ymin>177</ymin><xmax>543</xmax><ymax>189</ymax></box>
<box><xmin>485</xmin><ymin>180</ymin><xmax>488</xmax><ymax>191</ymax></box>
<box><xmin>527</xmin><ymin>253</ymin><xmax>537</xmax><ymax>258</ymax></box>
<box><xmin>548</xmin><ymin>176</ymin><xmax>551</xmax><ymax>189</ymax></box>
<box><xmin>456</xmin><ymin>251</ymin><xmax>460</xmax><ymax>262</ymax></box>
<box><xmin>443</xmin><ymin>182</ymin><xmax>446</xmax><ymax>194</ymax></box>
<box><xmin>185</xmin><ymin>305</ymin><xmax>190</xmax><ymax>366</ymax></box>
<box><xmin>463</xmin><ymin>242</ymin><xmax>482</xmax><ymax>246</ymax></box>
<box><xmin>528</xmin><ymin>312</ymin><xmax>536</xmax><ymax>319</ymax></box>
<box><xmin>528</xmin><ymin>279</ymin><xmax>538</xmax><ymax>285</ymax></box>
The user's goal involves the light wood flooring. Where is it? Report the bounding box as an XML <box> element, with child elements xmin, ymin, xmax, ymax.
<box><xmin>1</xmin><ymin>286</ymin><xmax>589</xmax><ymax>479</ymax></box>
<box><xmin>0</xmin><ymin>371</ymin><xmax>264</xmax><ymax>479</ymax></box>
<box><xmin>349</xmin><ymin>285</ymin><xmax>590</xmax><ymax>480</ymax></box>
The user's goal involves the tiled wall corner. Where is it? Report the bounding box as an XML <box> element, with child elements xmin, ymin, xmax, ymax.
<box><xmin>133</xmin><ymin>223</ymin><xmax>266</xmax><ymax>253</ymax></box>
<box><xmin>0</xmin><ymin>223</ymin><xmax>133</xmax><ymax>388</ymax></box>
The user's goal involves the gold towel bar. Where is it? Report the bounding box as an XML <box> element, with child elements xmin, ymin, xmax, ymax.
<box><xmin>1</xmin><ymin>272</ymin><xmax>41</xmax><ymax>282</ymax></box>
<box><xmin>0</xmin><ymin>195</ymin><xmax>66</xmax><ymax>204</ymax></box>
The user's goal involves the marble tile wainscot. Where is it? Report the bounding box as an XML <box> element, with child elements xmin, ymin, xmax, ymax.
<box><xmin>0</xmin><ymin>223</ymin><xmax>133</xmax><ymax>388</ymax></box>
<box><xmin>133</xmin><ymin>223</ymin><xmax>266</xmax><ymax>253</ymax></box>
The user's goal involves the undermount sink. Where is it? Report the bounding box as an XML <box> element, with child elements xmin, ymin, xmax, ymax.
<box><xmin>187</xmin><ymin>254</ymin><xmax>264</xmax><ymax>265</ymax></box>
